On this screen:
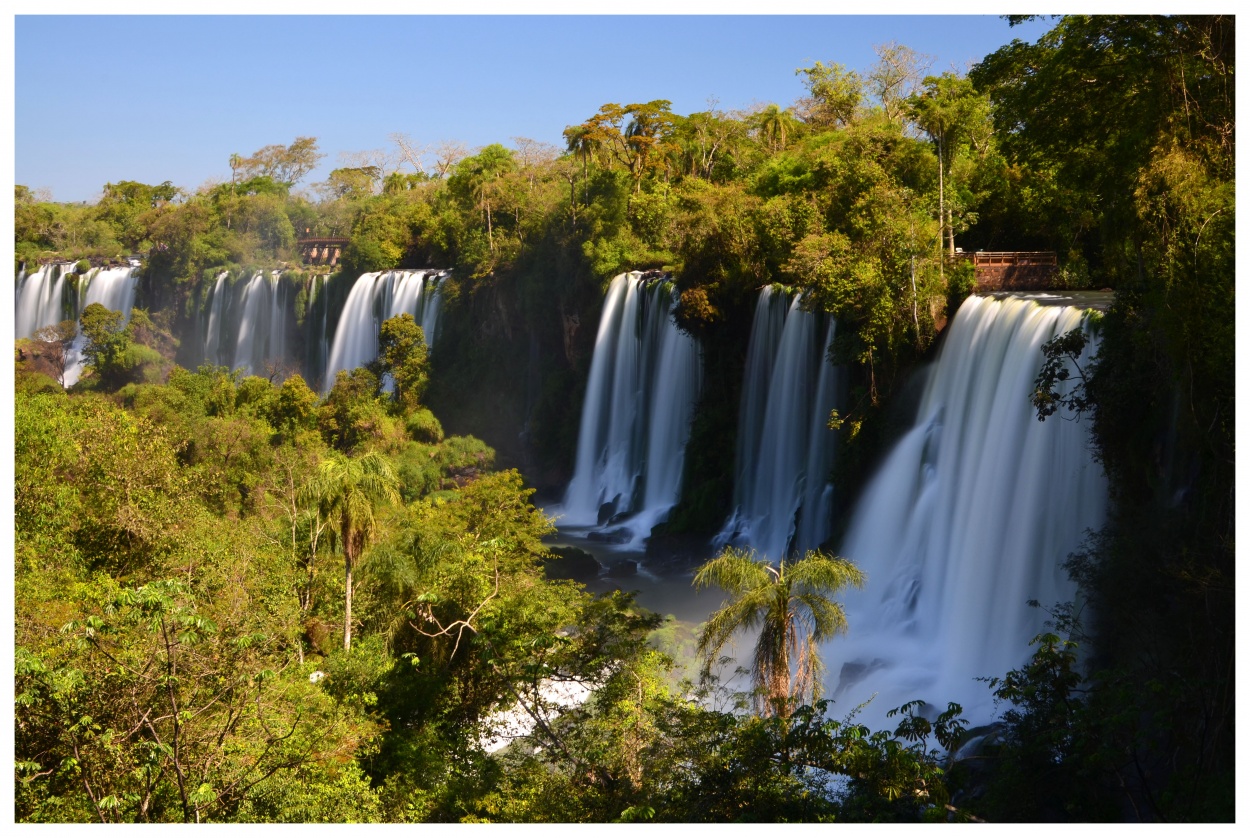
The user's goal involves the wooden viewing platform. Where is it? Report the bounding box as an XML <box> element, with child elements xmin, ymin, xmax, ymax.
<box><xmin>966</xmin><ymin>251</ymin><xmax>1059</xmax><ymax>291</ymax></box>
<box><xmin>298</xmin><ymin>237</ymin><xmax>350</xmax><ymax>266</ymax></box>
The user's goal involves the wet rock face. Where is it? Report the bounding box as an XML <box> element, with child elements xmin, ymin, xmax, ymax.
<box><xmin>597</xmin><ymin>496</ymin><xmax>620</xmax><ymax>526</ymax></box>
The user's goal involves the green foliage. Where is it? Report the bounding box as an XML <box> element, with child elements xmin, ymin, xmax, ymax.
<box><xmin>376</xmin><ymin>313</ymin><xmax>430</xmax><ymax>413</ymax></box>
<box><xmin>796</xmin><ymin>61</ymin><xmax>865</xmax><ymax>127</ymax></box>
<box><xmin>301</xmin><ymin>449</ymin><xmax>401</xmax><ymax>651</ymax></box>
<box><xmin>77</xmin><ymin>302</ymin><xmax>130</xmax><ymax>386</ymax></box>
<box><xmin>404</xmin><ymin>407</ymin><xmax>444</xmax><ymax>444</ymax></box>
<box><xmin>235</xmin><ymin>136</ymin><xmax>325</xmax><ymax>186</ymax></box>
<box><xmin>694</xmin><ymin>548</ymin><xmax>865</xmax><ymax>717</ymax></box>
<box><xmin>1031</xmin><ymin>325</ymin><xmax>1096</xmax><ymax>420</ymax></box>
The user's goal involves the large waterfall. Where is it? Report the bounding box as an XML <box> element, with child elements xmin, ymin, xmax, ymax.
<box><xmin>557</xmin><ymin>272</ymin><xmax>702</xmax><ymax>546</ymax></box>
<box><xmin>825</xmin><ymin>294</ymin><xmax>1107</xmax><ymax>727</ymax></box>
<box><xmin>16</xmin><ymin>263</ymin><xmax>141</xmax><ymax>386</ymax></box>
<box><xmin>198</xmin><ymin>270</ymin><xmax>296</xmax><ymax>378</ymax></box>
<box><xmin>322</xmin><ymin>269</ymin><xmax>446</xmax><ymax>393</ymax></box>
<box><xmin>717</xmin><ymin>286</ymin><xmax>843</xmax><ymax>561</ymax></box>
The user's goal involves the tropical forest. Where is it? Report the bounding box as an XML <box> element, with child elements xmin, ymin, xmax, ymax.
<box><xmin>11</xmin><ymin>15</ymin><xmax>1234</xmax><ymax>823</ymax></box>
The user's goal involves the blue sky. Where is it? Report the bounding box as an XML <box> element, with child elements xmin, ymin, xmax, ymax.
<box><xmin>15</xmin><ymin>14</ymin><xmax>1057</xmax><ymax>203</ymax></box>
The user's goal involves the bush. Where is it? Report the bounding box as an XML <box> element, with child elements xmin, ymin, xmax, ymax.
<box><xmin>405</xmin><ymin>408</ymin><xmax>444</xmax><ymax>444</ymax></box>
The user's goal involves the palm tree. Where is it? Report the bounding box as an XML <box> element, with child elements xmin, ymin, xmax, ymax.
<box><xmin>563</xmin><ymin>123</ymin><xmax>601</xmax><ymax>206</ymax></box>
<box><xmin>754</xmin><ymin>103</ymin><xmax>800</xmax><ymax>153</ymax></box>
<box><xmin>302</xmin><ymin>450</ymin><xmax>400</xmax><ymax>652</ymax></box>
<box><xmin>695</xmin><ymin>547</ymin><xmax>865</xmax><ymax>718</ymax></box>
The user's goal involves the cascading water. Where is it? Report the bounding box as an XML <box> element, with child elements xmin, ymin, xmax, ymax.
<box><xmin>557</xmin><ymin>272</ymin><xmax>702</xmax><ymax>546</ymax></box>
<box><xmin>16</xmin><ymin>263</ymin><xmax>141</xmax><ymax>385</ymax></box>
<box><xmin>306</xmin><ymin>274</ymin><xmax>332</xmax><ymax>384</ymax></box>
<box><xmin>825</xmin><ymin>294</ymin><xmax>1107</xmax><ymax>728</ymax></box>
<box><xmin>322</xmin><ymin>269</ymin><xmax>446</xmax><ymax>393</ymax></box>
<box><xmin>198</xmin><ymin>270</ymin><xmax>295</xmax><ymax>378</ymax></box>
<box><xmin>16</xmin><ymin>263</ymin><xmax>75</xmax><ymax>338</ymax></box>
<box><xmin>717</xmin><ymin>287</ymin><xmax>843</xmax><ymax>561</ymax></box>
<box><xmin>61</xmin><ymin>266</ymin><xmax>141</xmax><ymax>386</ymax></box>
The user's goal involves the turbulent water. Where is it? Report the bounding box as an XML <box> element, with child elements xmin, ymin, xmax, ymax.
<box><xmin>555</xmin><ymin>272</ymin><xmax>702</xmax><ymax>546</ymax></box>
<box><xmin>716</xmin><ymin>286</ymin><xmax>843</xmax><ymax>561</ymax></box>
<box><xmin>322</xmin><ymin>269</ymin><xmax>446</xmax><ymax>393</ymax></box>
<box><xmin>16</xmin><ymin>263</ymin><xmax>141</xmax><ymax>386</ymax></box>
<box><xmin>824</xmin><ymin>295</ymin><xmax>1107</xmax><ymax>728</ymax></box>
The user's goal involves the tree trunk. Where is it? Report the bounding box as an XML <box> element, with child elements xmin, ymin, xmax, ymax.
<box><xmin>342</xmin><ymin>513</ymin><xmax>354</xmax><ymax>652</ymax></box>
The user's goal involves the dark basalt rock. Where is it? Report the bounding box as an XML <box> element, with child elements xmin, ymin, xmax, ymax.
<box><xmin>542</xmin><ymin>545</ymin><xmax>602</xmax><ymax>582</ymax></box>
<box><xmin>586</xmin><ymin>527</ymin><xmax>631</xmax><ymax>544</ymax></box>
<box><xmin>597</xmin><ymin>495</ymin><xmax>622</xmax><ymax>526</ymax></box>
<box><xmin>604</xmin><ymin>559</ymin><xmax>638</xmax><ymax>578</ymax></box>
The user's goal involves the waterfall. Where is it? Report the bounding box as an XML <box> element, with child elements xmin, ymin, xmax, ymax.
<box><xmin>557</xmin><ymin>272</ymin><xmax>702</xmax><ymax>546</ymax></box>
<box><xmin>201</xmin><ymin>271</ymin><xmax>229</xmax><ymax>368</ymax></box>
<box><xmin>322</xmin><ymin>269</ymin><xmax>446</xmax><ymax>393</ymax></box>
<box><xmin>306</xmin><ymin>274</ymin><xmax>332</xmax><ymax>385</ymax></box>
<box><xmin>826</xmin><ymin>294</ymin><xmax>1107</xmax><ymax>727</ymax></box>
<box><xmin>198</xmin><ymin>270</ymin><xmax>294</xmax><ymax>378</ymax></box>
<box><xmin>717</xmin><ymin>287</ymin><xmax>843</xmax><ymax>561</ymax></box>
<box><xmin>15</xmin><ymin>263</ymin><xmax>74</xmax><ymax>338</ymax></box>
<box><xmin>61</xmin><ymin>266</ymin><xmax>141</xmax><ymax>386</ymax></box>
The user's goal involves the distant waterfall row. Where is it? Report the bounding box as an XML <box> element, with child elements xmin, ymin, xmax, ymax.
<box><xmin>717</xmin><ymin>286</ymin><xmax>843</xmax><ymax>561</ymax></box>
<box><xmin>557</xmin><ymin>272</ymin><xmax>703</xmax><ymax>546</ymax></box>
<box><xmin>195</xmin><ymin>268</ymin><xmax>446</xmax><ymax>389</ymax></box>
<box><xmin>15</xmin><ymin>262</ymin><xmax>141</xmax><ymax>386</ymax></box>
<box><xmin>827</xmin><ymin>295</ymin><xmax>1107</xmax><ymax>727</ymax></box>
<box><xmin>16</xmin><ymin>264</ymin><xmax>447</xmax><ymax>390</ymax></box>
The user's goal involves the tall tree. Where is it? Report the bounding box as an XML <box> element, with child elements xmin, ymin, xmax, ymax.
<box><xmin>448</xmin><ymin>144</ymin><xmax>516</xmax><ymax>254</ymax></box>
<box><xmin>694</xmin><ymin>548</ymin><xmax>865</xmax><ymax>718</ymax></box>
<box><xmin>795</xmin><ymin>61</ymin><xmax>865</xmax><ymax>128</ymax></box>
<box><xmin>908</xmin><ymin>72</ymin><xmax>991</xmax><ymax>256</ymax></box>
<box><xmin>868</xmin><ymin>41</ymin><xmax>932</xmax><ymax>127</ymax></box>
<box><xmin>376</xmin><ymin>313</ymin><xmax>430</xmax><ymax>413</ymax></box>
<box><xmin>568</xmin><ymin>100</ymin><xmax>677</xmax><ymax>193</ymax></box>
<box><xmin>237</xmin><ymin>137</ymin><xmax>325</xmax><ymax>186</ymax></box>
<box><xmin>302</xmin><ymin>450</ymin><xmax>400</xmax><ymax>652</ymax></box>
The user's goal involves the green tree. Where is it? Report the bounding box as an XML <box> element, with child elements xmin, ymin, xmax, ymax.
<box><xmin>322</xmin><ymin>166</ymin><xmax>382</xmax><ymax>201</ymax></box>
<box><xmin>78</xmin><ymin>303</ymin><xmax>130</xmax><ymax>386</ymax></box>
<box><xmin>796</xmin><ymin>61</ymin><xmax>865</xmax><ymax>128</ymax></box>
<box><xmin>907</xmin><ymin>72</ymin><xmax>992</xmax><ymax>257</ymax></box>
<box><xmin>237</xmin><ymin>136</ymin><xmax>325</xmax><ymax>186</ymax></box>
<box><xmin>752</xmin><ymin>103</ymin><xmax>802</xmax><ymax>154</ymax></box>
<box><xmin>302</xmin><ymin>450</ymin><xmax>400</xmax><ymax>652</ymax></box>
<box><xmin>694</xmin><ymin>547</ymin><xmax>865</xmax><ymax>718</ymax></box>
<box><xmin>569</xmin><ymin>101</ymin><xmax>677</xmax><ymax>193</ymax></box>
<box><xmin>449</xmin><ymin>144</ymin><xmax>517</xmax><ymax>254</ymax></box>
<box><xmin>376</xmin><ymin>313</ymin><xmax>429</xmax><ymax>414</ymax></box>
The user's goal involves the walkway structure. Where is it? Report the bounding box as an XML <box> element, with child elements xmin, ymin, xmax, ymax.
<box><xmin>298</xmin><ymin>237</ymin><xmax>349</xmax><ymax>266</ymax></box>
<box><xmin>969</xmin><ymin>251</ymin><xmax>1058</xmax><ymax>291</ymax></box>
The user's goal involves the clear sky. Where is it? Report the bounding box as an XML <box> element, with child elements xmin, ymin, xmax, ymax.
<box><xmin>14</xmin><ymin>13</ymin><xmax>1058</xmax><ymax>203</ymax></box>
